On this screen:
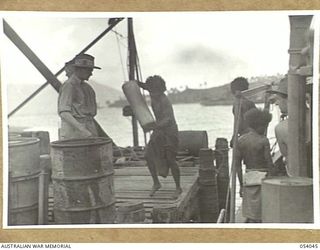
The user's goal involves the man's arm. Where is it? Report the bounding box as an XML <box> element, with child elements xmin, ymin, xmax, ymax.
<box><xmin>60</xmin><ymin>112</ymin><xmax>92</xmax><ymax>137</ymax></box>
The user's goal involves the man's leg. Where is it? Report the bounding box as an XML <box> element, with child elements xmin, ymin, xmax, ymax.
<box><xmin>145</xmin><ymin>148</ymin><xmax>161</xmax><ymax>196</ymax></box>
<box><xmin>167</xmin><ymin>150</ymin><xmax>182</xmax><ymax>197</ymax></box>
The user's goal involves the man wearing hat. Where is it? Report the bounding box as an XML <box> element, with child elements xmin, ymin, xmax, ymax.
<box><xmin>58</xmin><ymin>54</ymin><xmax>101</xmax><ymax>139</ymax></box>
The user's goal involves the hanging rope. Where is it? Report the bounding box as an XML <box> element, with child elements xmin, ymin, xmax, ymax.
<box><xmin>113</xmin><ymin>29</ymin><xmax>127</xmax><ymax>82</ymax></box>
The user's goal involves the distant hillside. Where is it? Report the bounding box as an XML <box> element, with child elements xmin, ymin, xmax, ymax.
<box><xmin>7</xmin><ymin>81</ymin><xmax>124</xmax><ymax>116</ymax></box>
<box><xmin>167</xmin><ymin>75</ymin><xmax>284</xmax><ymax>105</ymax></box>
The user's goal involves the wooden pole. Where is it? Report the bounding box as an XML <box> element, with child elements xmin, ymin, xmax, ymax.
<box><xmin>288</xmin><ymin>15</ymin><xmax>313</xmax><ymax>177</ymax></box>
<box><xmin>215</xmin><ymin>138</ymin><xmax>229</xmax><ymax>212</ymax></box>
<box><xmin>229</xmin><ymin>93</ymin><xmax>242</xmax><ymax>223</ymax></box>
<box><xmin>128</xmin><ymin>18</ymin><xmax>139</xmax><ymax>147</ymax></box>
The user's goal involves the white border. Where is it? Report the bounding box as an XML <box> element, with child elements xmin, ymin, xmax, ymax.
<box><xmin>311</xmin><ymin>14</ymin><xmax>320</xmax><ymax>225</ymax></box>
<box><xmin>1</xmin><ymin>10</ymin><xmax>319</xmax><ymax>230</ymax></box>
<box><xmin>1</xmin><ymin>15</ymin><xmax>9</xmax><ymax>228</ymax></box>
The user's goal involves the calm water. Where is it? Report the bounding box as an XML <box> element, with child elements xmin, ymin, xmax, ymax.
<box><xmin>8</xmin><ymin>103</ymin><xmax>279</xmax><ymax>147</ymax></box>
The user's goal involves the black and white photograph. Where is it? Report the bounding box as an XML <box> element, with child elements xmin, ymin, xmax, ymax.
<box><xmin>1</xmin><ymin>11</ymin><xmax>318</xmax><ymax>227</ymax></box>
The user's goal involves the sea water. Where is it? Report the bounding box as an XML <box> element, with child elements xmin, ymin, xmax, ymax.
<box><xmin>8</xmin><ymin>103</ymin><xmax>279</xmax><ymax>147</ymax></box>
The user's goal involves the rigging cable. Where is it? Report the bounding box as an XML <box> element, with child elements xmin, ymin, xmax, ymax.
<box><xmin>113</xmin><ymin>29</ymin><xmax>127</xmax><ymax>82</ymax></box>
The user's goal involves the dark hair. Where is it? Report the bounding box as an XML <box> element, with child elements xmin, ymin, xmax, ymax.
<box><xmin>244</xmin><ymin>108</ymin><xmax>272</xmax><ymax>131</ymax></box>
<box><xmin>230</xmin><ymin>77</ymin><xmax>249</xmax><ymax>95</ymax></box>
<box><xmin>145</xmin><ymin>75</ymin><xmax>167</xmax><ymax>93</ymax></box>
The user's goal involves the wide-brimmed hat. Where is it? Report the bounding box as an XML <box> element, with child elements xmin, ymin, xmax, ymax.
<box><xmin>72</xmin><ymin>54</ymin><xmax>101</xmax><ymax>69</ymax></box>
<box><xmin>267</xmin><ymin>77</ymin><xmax>288</xmax><ymax>96</ymax></box>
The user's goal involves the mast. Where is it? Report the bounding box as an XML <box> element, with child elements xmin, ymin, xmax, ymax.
<box><xmin>128</xmin><ymin>18</ymin><xmax>139</xmax><ymax>147</ymax></box>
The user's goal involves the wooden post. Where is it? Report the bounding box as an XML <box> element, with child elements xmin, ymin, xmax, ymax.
<box><xmin>215</xmin><ymin>138</ymin><xmax>229</xmax><ymax>212</ymax></box>
<box><xmin>288</xmin><ymin>15</ymin><xmax>313</xmax><ymax>177</ymax></box>
<box><xmin>198</xmin><ymin>148</ymin><xmax>219</xmax><ymax>222</ymax></box>
<box><xmin>38</xmin><ymin>155</ymin><xmax>50</xmax><ymax>225</ymax></box>
<box><xmin>230</xmin><ymin>93</ymin><xmax>242</xmax><ymax>223</ymax></box>
<box><xmin>128</xmin><ymin>18</ymin><xmax>139</xmax><ymax>147</ymax></box>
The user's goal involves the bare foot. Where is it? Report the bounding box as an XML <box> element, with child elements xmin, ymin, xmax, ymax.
<box><xmin>173</xmin><ymin>187</ymin><xmax>182</xmax><ymax>198</ymax></box>
<box><xmin>149</xmin><ymin>183</ymin><xmax>161</xmax><ymax>197</ymax></box>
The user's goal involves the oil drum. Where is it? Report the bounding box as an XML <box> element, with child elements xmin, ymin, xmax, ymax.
<box><xmin>51</xmin><ymin>137</ymin><xmax>116</xmax><ymax>224</ymax></box>
<box><xmin>8</xmin><ymin>137</ymin><xmax>40</xmax><ymax>225</ymax></box>
<box><xmin>122</xmin><ymin>80</ymin><xmax>155</xmax><ymax>131</ymax></box>
<box><xmin>178</xmin><ymin>131</ymin><xmax>208</xmax><ymax>156</ymax></box>
<box><xmin>261</xmin><ymin>176</ymin><xmax>313</xmax><ymax>223</ymax></box>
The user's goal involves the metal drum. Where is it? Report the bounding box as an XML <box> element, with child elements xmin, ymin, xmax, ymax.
<box><xmin>8</xmin><ymin>132</ymin><xmax>22</xmax><ymax>140</ymax></box>
<box><xmin>8</xmin><ymin>137</ymin><xmax>40</xmax><ymax>225</ymax></box>
<box><xmin>178</xmin><ymin>131</ymin><xmax>208</xmax><ymax>156</ymax></box>
<box><xmin>51</xmin><ymin>137</ymin><xmax>116</xmax><ymax>224</ymax></box>
<box><xmin>262</xmin><ymin>176</ymin><xmax>313</xmax><ymax>223</ymax></box>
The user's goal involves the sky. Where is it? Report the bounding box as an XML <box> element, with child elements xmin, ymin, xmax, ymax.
<box><xmin>0</xmin><ymin>11</ymin><xmax>294</xmax><ymax>91</ymax></box>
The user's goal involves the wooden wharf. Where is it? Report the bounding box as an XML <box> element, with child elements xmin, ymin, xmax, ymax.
<box><xmin>114</xmin><ymin>159</ymin><xmax>200</xmax><ymax>223</ymax></box>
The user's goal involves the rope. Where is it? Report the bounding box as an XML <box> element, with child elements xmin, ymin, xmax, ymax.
<box><xmin>113</xmin><ymin>29</ymin><xmax>127</xmax><ymax>82</ymax></box>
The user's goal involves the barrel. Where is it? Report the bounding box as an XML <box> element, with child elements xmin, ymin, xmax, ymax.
<box><xmin>116</xmin><ymin>202</ymin><xmax>145</xmax><ymax>223</ymax></box>
<box><xmin>122</xmin><ymin>80</ymin><xmax>155</xmax><ymax>131</ymax></box>
<box><xmin>8</xmin><ymin>132</ymin><xmax>22</xmax><ymax>140</ymax></box>
<box><xmin>178</xmin><ymin>131</ymin><xmax>208</xmax><ymax>156</ymax></box>
<box><xmin>20</xmin><ymin>130</ymin><xmax>51</xmax><ymax>224</ymax></box>
<box><xmin>261</xmin><ymin>176</ymin><xmax>313</xmax><ymax>223</ymax></box>
<box><xmin>51</xmin><ymin>137</ymin><xmax>116</xmax><ymax>224</ymax></box>
<box><xmin>21</xmin><ymin>131</ymin><xmax>50</xmax><ymax>155</ymax></box>
<box><xmin>8</xmin><ymin>137</ymin><xmax>40</xmax><ymax>225</ymax></box>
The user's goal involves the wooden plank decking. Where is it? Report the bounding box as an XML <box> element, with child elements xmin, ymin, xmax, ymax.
<box><xmin>114</xmin><ymin>162</ymin><xmax>200</xmax><ymax>222</ymax></box>
<box><xmin>48</xmin><ymin>160</ymin><xmax>200</xmax><ymax>224</ymax></box>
